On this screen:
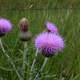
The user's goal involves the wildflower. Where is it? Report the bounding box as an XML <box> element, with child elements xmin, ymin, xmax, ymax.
<box><xmin>35</xmin><ymin>32</ymin><xmax>64</xmax><ymax>57</ymax></box>
<box><xmin>0</xmin><ymin>18</ymin><xmax>12</xmax><ymax>36</ymax></box>
<box><xmin>45</xmin><ymin>21</ymin><xmax>58</xmax><ymax>34</ymax></box>
<box><xmin>19</xmin><ymin>18</ymin><xmax>29</xmax><ymax>32</ymax></box>
<box><xmin>19</xmin><ymin>18</ymin><xmax>31</xmax><ymax>41</ymax></box>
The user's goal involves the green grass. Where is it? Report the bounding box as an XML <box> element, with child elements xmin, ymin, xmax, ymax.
<box><xmin>0</xmin><ymin>0</ymin><xmax>80</xmax><ymax>80</ymax></box>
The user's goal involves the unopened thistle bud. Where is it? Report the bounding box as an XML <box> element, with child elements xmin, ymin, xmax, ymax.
<box><xmin>19</xmin><ymin>18</ymin><xmax>29</xmax><ymax>32</ymax></box>
<box><xmin>19</xmin><ymin>18</ymin><xmax>31</xmax><ymax>41</ymax></box>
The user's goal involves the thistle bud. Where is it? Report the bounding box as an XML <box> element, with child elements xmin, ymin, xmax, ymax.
<box><xmin>19</xmin><ymin>31</ymin><xmax>32</xmax><ymax>41</ymax></box>
<box><xmin>19</xmin><ymin>18</ymin><xmax>29</xmax><ymax>32</ymax></box>
<box><xmin>19</xmin><ymin>18</ymin><xmax>32</xmax><ymax>41</ymax></box>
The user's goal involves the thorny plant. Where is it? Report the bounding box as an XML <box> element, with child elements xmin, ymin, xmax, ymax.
<box><xmin>0</xmin><ymin>18</ymin><xmax>65</xmax><ymax>80</ymax></box>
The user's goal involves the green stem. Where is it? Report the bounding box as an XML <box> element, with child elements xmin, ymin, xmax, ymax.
<box><xmin>34</xmin><ymin>58</ymin><xmax>48</xmax><ymax>80</ymax></box>
<box><xmin>23</xmin><ymin>42</ymin><xmax>28</xmax><ymax>79</ymax></box>
<box><xmin>0</xmin><ymin>38</ymin><xmax>23</xmax><ymax>80</ymax></box>
<box><xmin>31</xmin><ymin>49</ymin><xmax>38</xmax><ymax>71</ymax></box>
<box><xmin>29</xmin><ymin>49</ymin><xmax>39</xmax><ymax>80</ymax></box>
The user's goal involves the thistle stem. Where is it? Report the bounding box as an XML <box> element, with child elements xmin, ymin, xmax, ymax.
<box><xmin>0</xmin><ymin>38</ymin><xmax>23</xmax><ymax>80</ymax></box>
<box><xmin>31</xmin><ymin>49</ymin><xmax>38</xmax><ymax>71</ymax></box>
<box><xmin>23</xmin><ymin>42</ymin><xmax>28</xmax><ymax>79</ymax></box>
<box><xmin>29</xmin><ymin>49</ymin><xmax>39</xmax><ymax>80</ymax></box>
<box><xmin>34</xmin><ymin>58</ymin><xmax>48</xmax><ymax>80</ymax></box>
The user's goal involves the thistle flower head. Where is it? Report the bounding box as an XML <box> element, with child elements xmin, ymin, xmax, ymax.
<box><xmin>19</xmin><ymin>17</ymin><xmax>29</xmax><ymax>32</ymax></box>
<box><xmin>0</xmin><ymin>18</ymin><xmax>12</xmax><ymax>36</ymax></box>
<box><xmin>35</xmin><ymin>32</ymin><xmax>64</xmax><ymax>57</ymax></box>
<box><xmin>45</xmin><ymin>21</ymin><xmax>58</xmax><ymax>34</ymax></box>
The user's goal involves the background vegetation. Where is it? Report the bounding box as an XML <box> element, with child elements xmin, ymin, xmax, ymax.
<box><xmin>0</xmin><ymin>0</ymin><xmax>80</xmax><ymax>80</ymax></box>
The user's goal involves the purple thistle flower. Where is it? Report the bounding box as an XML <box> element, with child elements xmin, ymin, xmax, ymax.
<box><xmin>35</xmin><ymin>32</ymin><xmax>64</xmax><ymax>57</ymax></box>
<box><xmin>45</xmin><ymin>21</ymin><xmax>58</xmax><ymax>34</ymax></box>
<box><xmin>0</xmin><ymin>18</ymin><xmax>12</xmax><ymax>35</ymax></box>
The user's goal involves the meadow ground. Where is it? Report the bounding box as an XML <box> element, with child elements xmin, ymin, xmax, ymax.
<box><xmin>0</xmin><ymin>0</ymin><xmax>80</xmax><ymax>80</ymax></box>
